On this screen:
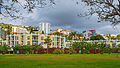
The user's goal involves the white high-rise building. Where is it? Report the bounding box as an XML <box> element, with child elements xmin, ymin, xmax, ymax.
<box><xmin>39</xmin><ymin>23</ymin><xmax>51</xmax><ymax>34</ymax></box>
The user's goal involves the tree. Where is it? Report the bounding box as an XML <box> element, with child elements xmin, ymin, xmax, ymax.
<box><xmin>13</xmin><ymin>44</ymin><xmax>21</xmax><ymax>54</ymax></box>
<box><xmin>105</xmin><ymin>47</ymin><xmax>112</xmax><ymax>54</ymax></box>
<box><xmin>53</xmin><ymin>49</ymin><xmax>63</xmax><ymax>54</ymax></box>
<box><xmin>83</xmin><ymin>43</ymin><xmax>92</xmax><ymax>54</ymax></box>
<box><xmin>116</xmin><ymin>34</ymin><xmax>120</xmax><ymax>39</ymax></box>
<box><xmin>44</xmin><ymin>38</ymin><xmax>52</xmax><ymax>54</ymax></box>
<box><xmin>111</xmin><ymin>36</ymin><xmax>116</xmax><ymax>40</ymax></box>
<box><xmin>70</xmin><ymin>32</ymin><xmax>77</xmax><ymax>37</ymax></box>
<box><xmin>42</xmin><ymin>31</ymin><xmax>44</xmax><ymax>34</ymax></box>
<box><xmin>30</xmin><ymin>27</ymin><xmax>33</xmax><ymax>34</ymax></box>
<box><xmin>32</xmin><ymin>44</ymin><xmax>43</xmax><ymax>54</ymax></box>
<box><xmin>112</xmin><ymin>48</ymin><xmax>118</xmax><ymax>53</ymax></box>
<box><xmin>90</xmin><ymin>35</ymin><xmax>105</xmax><ymax>40</ymax></box>
<box><xmin>0</xmin><ymin>0</ymin><xmax>55</xmax><ymax>20</ymax></box>
<box><xmin>77</xmin><ymin>33</ymin><xmax>84</xmax><ymax>37</ymax></box>
<box><xmin>72</xmin><ymin>42</ymin><xmax>81</xmax><ymax>49</ymax></box>
<box><xmin>91</xmin><ymin>42</ymin><xmax>98</xmax><ymax>54</ymax></box>
<box><xmin>98</xmin><ymin>42</ymin><xmax>106</xmax><ymax>54</ymax></box>
<box><xmin>21</xmin><ymin>45</ymin><xmax>29</xmax><ymax>54</ymax></box>
<box><xmin>82</xmin><ymin>0</ymin><xmax>120</xmax><ymax>25</ymax></box>
<box><xmin>106</xmin><ymin>34</ymin><xmax>112</xmax><ymax>40</ymax></box>
<box><xmin>53</xmin><ymin>32</ymin><xmax>62</xmax><ymax>36</ymax></box>
<box><xmin>0</xmin><ymin>45</ymin><xmax>11</xmax><ymax>54</ymax></box>
<box><xmin>72</xmin><ymin>41</ymin><xmax>88</xmax><ymax>54</ymax></box>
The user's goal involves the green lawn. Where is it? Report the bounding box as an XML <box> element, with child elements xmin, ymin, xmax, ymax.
<box><xmin>0</xmin><ymin>54</ymin><xmax>120</xmax><ymax>68</ymax></box>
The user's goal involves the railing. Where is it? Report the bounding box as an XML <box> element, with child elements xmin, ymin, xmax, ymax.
<box><xmin>67</xmin><ymin>40</ymin><xmax>120</xmax><ymax>42</ymax></box>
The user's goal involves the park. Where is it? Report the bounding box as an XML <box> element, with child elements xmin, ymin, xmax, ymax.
<box><xmin>0</xmin><ymin>0</ymin><xmax>120</xmax><ymax>68</ymax></box>
<box><xmin>0</xmin><ymin>54</ymin><xmax>120</xmax><ymax>68</ymax></box>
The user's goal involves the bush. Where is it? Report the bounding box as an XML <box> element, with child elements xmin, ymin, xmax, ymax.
<box><xmin>67</xmin><ymin>49</ymin><xmax>76</xmax><ymax>54</ymax></box>
<box><xmin>104</xmin><ymin>47</ymin><xmax>112</xmax><ymax>54</ymax></box>
<box><xmin>53</xmin><ymin>49</ymin><xmax>63</xmax><ymax>54</ymax></box>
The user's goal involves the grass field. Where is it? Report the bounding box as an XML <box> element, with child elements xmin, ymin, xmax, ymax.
<box><xmin>0</xmin><ymin>54</ymin><xmax>120</xmax><ymax>68</ymax></box>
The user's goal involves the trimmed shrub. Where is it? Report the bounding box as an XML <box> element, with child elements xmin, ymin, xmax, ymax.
<box><xmin>67</xmin><ymin>49</ymin><xmax>76</xmax><ymax>54</ymax></box>
<box><xmin>53</xmin><ymin>49</ymin><xmax>63</xmax><ymax>54</ymax></box>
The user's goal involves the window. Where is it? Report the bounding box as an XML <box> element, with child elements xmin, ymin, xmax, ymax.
<box><xmin>16</xmin><ymin>36</ymin><xmax>19</xmax><ymax>40</ymax></box>
<box><xmin>108</xmin><ymin>44</ymin><xmax>110</xmax><ymax>47</ymax></box>
<box><xmin>33</xmin><ymin>42</ymin><xmax>38</xmax><ymax>45</ymax></box>
<box><xmin>52</xmin><ymin>42</ymin><xmax>54</xmax><ymax>46</ymax></box>
<box><xmin>52</xmin><ymin>37</ymin><xmax>54</xmax><ymax>41</ymax></box>
<box><xmin>55</xmin><ymin>38</ymin><xmax>57</xmax><ymax>41</ymax></box>
<box><xmin>17</xmin><ymin>41</ymin><xmax>19</xmax><ymax>44</ymax></box>
<box><xmin>33</xmin><ymin>37</ymin><xmax>38</xmax><ymax>40</ymax></box>
<box><xmin>27</xmin><ymin>41</ymin><xmax>30</xmax><ymax>45</ymax></box>
<box><xmin>35</xmin><ymin>37</ymin><xmax>38</xmax><ymax>40</ymax></box>
<box><xmin>27</xmin><ymin>36</ymin><xmax>30</xmax><ymax>40</ymax></box>
<box><xmin>41</xmin><ymin>36</ymin><xmax>44</xmax><ymax>40</ymax></box>
<box><xmin>112</xmin><ymin>45</ymin><xmax>116</xmax><ymax>47</ymax></box>
<box><xmin>41</xmin><ymin>42</ymin><xmax>44</xmax><ymax>45</ymax></box>
<box><xmin>61</xmin><ymin>39</ymin><xmax>63</xmax><ymax>42</ymax></box>
<box><xmin>55</xmin><ymin>43</ymin><xmax>57</xmax><ymax>46</ymax></box>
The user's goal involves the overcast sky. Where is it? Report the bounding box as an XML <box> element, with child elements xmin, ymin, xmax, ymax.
<box><xmin>3</xmin><ymin>0</ymin><xmax>120</xmax><ymax>35</ymax></box>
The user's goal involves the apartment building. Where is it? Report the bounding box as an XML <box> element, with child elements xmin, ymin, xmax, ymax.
<box><xmin>39</xmin><ymin>23</ymin><xmax>51</xmax><ymax>34</ymax></box>
<box><xmin>6</xmin><ymin>34</ymin><xmax>66</xmax><ymax>48</ymax></box>
<box><xmin>82</xmin><ymin>30</ymin><xmax>97</xmax><ymax>37</ymax></box>
<box><xmin>11</xmin><ymin>27</ymin><xmax>28</xmax><ymax>34</ymax></box>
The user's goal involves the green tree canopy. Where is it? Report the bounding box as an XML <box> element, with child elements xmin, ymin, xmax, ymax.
<box><xmin>90</xmin><ymin>35</ymin><xmax>105</xmax><ymax>40</ymax></box>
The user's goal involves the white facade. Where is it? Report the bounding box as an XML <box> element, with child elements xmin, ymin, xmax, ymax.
<box><xmin>39</xmin><ymin>23</ymin><xmax>51</xmax><ymax>34</ymax></box>
<box><xmin>56</xmin><ymin>29</ymin><xmax>71</xmax><ymax>35</ymax></box>
<box><xmin>12</xmin><ymin>27</ymin><xmax>28</xmax><ymax>34</ymax></box>
<box><xmin>57</xmin><ymin>29</ymin><xmax>63</xmax><ymax>32</ymax></box>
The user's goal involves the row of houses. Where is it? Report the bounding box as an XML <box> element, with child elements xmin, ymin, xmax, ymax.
<box><xmin>0</xmin><ymin>22</ymin><xmax>120</xmax><ymax>48</ymax></box>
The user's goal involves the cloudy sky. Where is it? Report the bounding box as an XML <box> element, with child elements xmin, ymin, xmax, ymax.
<box><xmin>3</xmin><ymin>0</ymin><xmax>120</xmax><ymax>34</ymax></box>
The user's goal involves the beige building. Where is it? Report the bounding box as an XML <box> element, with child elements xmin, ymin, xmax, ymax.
<box><xmin>56</xmin><ymin>29</ymin><xmax>71</xmax><ymax>35</ymax></box>
<box><xmin>6</xmin><ymin>34</ymin><xmax>67</xmax><ymax>48</ymax></box>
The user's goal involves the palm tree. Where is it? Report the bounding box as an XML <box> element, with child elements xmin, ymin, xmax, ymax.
<box><xmin>44</xmin><ymin>38</ymin><xmax>52</xmax><ymax>54</ymax></box>
<box><xmin>32</xmin><ymin>44</ymin><xmax>43</xmax><ymax>54</ymax></box>
<box><xmin>91</xmin><ymin>42</ymin><xmax>98</xmax><ymax>54</ymax></box>
<box><xmin>98</xmin><ymin>42</ymin><xmax>106</xmax><ymax>54</ymax></box>
<box><xmin>106</xmin><ymin>34</ymin><xmax>111</xmax><ymax>40</ymax></box>
<box><xmin>72</xmin><ymin>42</ymin><xmax>81</xmax><ymax>49</ymax></box>
<box><xmin>30</xmin><ymin>27</ymin><xmax>33</xmax><ymax>34</ymax></box>
<box><xmin>106</xmin><ymin>47</ymin><xmax>112</xmax><ymax>54</ymax></box>
<box><xmin>13</xmin><ymin>45</ymin><xmax>21</xmax><ymax>54</ymax></box>
<box><xmin>84</xmin><ymin>43</ymin><xmax>92</xmax><ymax>54</ymax></box>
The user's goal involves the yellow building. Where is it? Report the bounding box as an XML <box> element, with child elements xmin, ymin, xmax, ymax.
<box><xmin>6</xmin><ymin>34</ymin><xmax>66</xmax><ymax>48</ymax></box>
<box><xmin>107</xmin><ymin>40</ymin><xmax>120</xmax><ymax>48</ymax></box>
